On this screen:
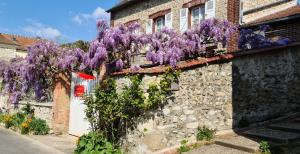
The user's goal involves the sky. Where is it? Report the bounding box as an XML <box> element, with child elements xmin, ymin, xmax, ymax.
<box><xmin>0</xmin><ymin>0</ymin><xmax>119</xmax><ymax>43</ymax></box>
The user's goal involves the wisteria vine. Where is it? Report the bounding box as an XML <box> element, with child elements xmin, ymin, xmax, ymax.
<box><xmin>2</xmin><ymin>18</ymin><xmax>278</xmax><ymax>104</ymax></box>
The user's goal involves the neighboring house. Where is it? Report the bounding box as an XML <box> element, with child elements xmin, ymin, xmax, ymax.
<box><xmin>0</xmin><ymin>33</ymin><xmax>39</xmax><ymax>60</ymax></box>
<box><xmin>242</xmin><ymin>0</ymin><xmax>300</xmax><ymax>43</ymax></box>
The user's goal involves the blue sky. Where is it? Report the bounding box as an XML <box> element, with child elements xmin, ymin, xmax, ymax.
<box><xmin>0</xmin><ymin>0</ymin><xmax>118</xmax><ymax>43</ymax></box>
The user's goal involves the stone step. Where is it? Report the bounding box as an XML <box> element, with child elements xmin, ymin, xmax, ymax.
<box><xmin>243</xmin><ymin>128</ymin><xmax>300</xmax><ymax>143</ymax></box>
<box><xmin>185</xmin><ymin>144</ymin><xmax>251</xmax><ymax>154</ymax></box>
<box><xmin>268</xmin><ymin>121</ymin><xmax>300</xmax><ymax>133</ymax></box>
<box><xmin>215</xmin><ymin>135</ymin><xmax>260</xmax><ymax>153</ymax></box>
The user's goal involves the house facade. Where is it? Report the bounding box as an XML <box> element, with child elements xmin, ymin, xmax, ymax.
<box><xmin>107</xmin><ymin>0</ymin><xmax>233</xmax><ymax>34</ymax></box>
<box><xmin>0</xmin><ymin>33</ymin><xmax>39</xmax><ymax>61</ymax></box>
<box><xmin>108</xmin><ymin>0</ymin><xmax>300</xmax><ymax>43</ymax></box>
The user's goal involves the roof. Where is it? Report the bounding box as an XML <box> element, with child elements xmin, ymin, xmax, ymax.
<box><xmin>0</xmin><ymin>34</ymin><xmax>19</xmax><ymax>46</ymax></box>
<box><xmin>246</xmin><ymin>6</ymin><xmax>300</xmax><ymax>26</ymax></box>
<box><xmin>107</xmin><ymin>0</ymin><xmax>141</xmax><ymax>12</ymax></box>
<box><xmin>0</xmin><ymin>33</ymin><xmax>39</xmax><ymax>51</ymax></box>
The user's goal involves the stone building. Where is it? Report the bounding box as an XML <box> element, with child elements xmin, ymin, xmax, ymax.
<box><xmin>107</xmin><ymin>0</ymin><xmax>300</xmax><ymax>45</ymax></box>
<box><xmin>107</xmin><ymin>0</ymin><xmax>235</xmax><ymax>34</ymax></box>
<box><xmin>0</xmin><ymin>33</ymin><xmax>39</xmax><ymax>61</ymax></box>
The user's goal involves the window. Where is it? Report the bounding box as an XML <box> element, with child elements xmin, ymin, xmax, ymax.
<box><xmin>191</xmin><ymin>6</ymin><xmax>205</xmax><ymax>27</ymax></box>
<box><xmin>190</xmin><ymin>6</ymin><xmax>205</xmax><ymax>27</ymax></box>
<box><xmin>155</xmin><ymin>16</ymin><xmax>165</xmax><ymax>32</ymax></box>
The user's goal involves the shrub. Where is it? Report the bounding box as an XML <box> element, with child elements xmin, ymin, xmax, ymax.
<box><xmin>75</xmin><ymin>132</ymin><xmax>122</xmax><ymax>154</ymax></box>
<box><xmin>11</xmin><ymin>112</ymin><xmax>26</xmax><ymax>128</ymax></box>
<box><xmin>259</xmin><ymin>141</ymin><xmax>271</xmax><ymax>154</ymax></box>
<box><xmin>178</xmin><ymin>140</ymin><xmax>190</xmax><ymax>154</ymax></box>
<box><xmin>196</xmin><ymin>126</ymin><xmax>215</xmax><ymax>141</ymax></box>
<box><xmin>21</xmin><ymin>103</ymin><xmax>35</xmax><ymax>116</ymax></box>
<box><xmin>20</xmin><ymin>118</ymin><xmax>32</xmax><ymax>134</ymax></box>
<box><xmin>29</xmin><ymin>118</ymin><xmax>50</xmax><ymax>135</ymax></box>
<box><xmin>3</xmin><ymin>114</ymin><xmax>13</xmax><ymax>128</ymax></box>
<box><xmin>0</xmin><ymin>113</ymin><xmax>4</xmax><ymax>123</ymax></box>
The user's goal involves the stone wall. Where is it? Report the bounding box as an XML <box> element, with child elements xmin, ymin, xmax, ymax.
<box><xmin>113</xmin><ymin>44</ymin><xmax>300</xmax><ymax>152</ymax></box>
<box><xmin>19</xmin><ymin>101</ymin><xmax>53</xmax><ymax>129</ymax></box>
<box><xmin>111</xmin><ymin>0</ymin><xmax>228</xmax><ymax>32</ymax></box>
<box><xmin>0</xmin><ymin>95</ymin><xmax>54</xmax><ymax>129</ymax></box>
<box><xmin>232</xmin><ymin>45</ymin><xmax>300</xmax><ymax>125</ymax></box>
<box><xmin>0</xmin><ymin>44</ymin><xmax>17</xmax><ymax>61</ymax></box>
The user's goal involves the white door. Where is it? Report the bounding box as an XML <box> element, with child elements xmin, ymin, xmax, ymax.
<box><xmin>69</xmin><ymin>72</ymin><xmax>98</xmax><ymax>136</ymax></box>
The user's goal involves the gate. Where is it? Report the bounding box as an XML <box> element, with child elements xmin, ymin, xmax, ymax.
<box><xmin>69</xmin><ymin>72</ymin><xmax>98</xmax><ymax>136</ymax></box>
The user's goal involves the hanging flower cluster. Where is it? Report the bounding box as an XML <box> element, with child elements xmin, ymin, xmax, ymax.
<box><xmin>85</xmin><ymin>21</ymin><xmax>145</xmax><ymax>71</ymax></box>
<box><xmin>146</xmin><ymin>19</ymin><xmax>237</xmax><ymax>67</ymax></box>
<box><xmin>0</xmin><ymin>41</ymin><xmax>86</xmax><ymax>104</ymax></box>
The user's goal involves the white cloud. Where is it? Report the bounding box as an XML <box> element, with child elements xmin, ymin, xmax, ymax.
<box><xmin>72</xmin><ymin>7</ymin><xmax>109</xmax><ymax>25</ymax></box>
<box><xmin>22</xmin><ymin>20</ymin><xmax>63</xmax><ymax>40</ymax></box>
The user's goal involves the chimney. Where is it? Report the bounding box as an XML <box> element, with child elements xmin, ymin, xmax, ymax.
<box><xmin>227</xmin><ymin>0</ymin><xmax>241</xmax><ymax>52</ymax></box>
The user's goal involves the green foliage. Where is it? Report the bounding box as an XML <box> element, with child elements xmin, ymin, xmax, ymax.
<box><xmin>29</xmin><ymin>118</ymin><xmax>50</xmax><ymax>135</ymax></box>
<box><xmin>196</xmin><ymin>126</ymin><xmax>215</xmax><ymax>141</ymax></box>
<box><xmin>84</xmin><ymin>70</ymin><xmax>180</xmax><ymax>148</ymax></box>
<box><xmin>21</xmin><ymin>103</ymin><xmax>35</xmax><ymax>116</ymax></box>
<box><xmin>11</xmin><ymin>112</ymin><xmax>26</xmax><ymax>129</ymax></box>
<box><xmin>3</xmin><ymin>114</ymin><xmax>13</xmax><ymax>128</ymax></box>
<box><xmin>0</xmin><ymin>104</ymin><xmax>49</xmax><ymax>135</ymax></box>
<box><xmin>75</xmin><ymin>132</ymin><xmax>122</xmax><ymax>154</ymax></box>
<box><xmin>0</xmin><ymin>113</ymin><xmax>4</xmax><ymax>123</ymax></box>
<box><xmin>61</xmin><ymin>40</ymin><xmax>90</xmax><ymax>52</ymax></box>
<box><xmin>119</xmin><ymin>75</ymin><xmax>146</xmax><ymax>111</ymax></box>
<box><xmin>146</xmin><ymin>84</ymin><xmax>164</xmax><ymax>110</ymax></box>
<box><xmin>84</xmin><ymin>78</ymin><xmax>122</xmax><ymax>143</ymax></box>
<box><xmin>160</xmin><ymin>68</ymin><xmax>180</xmax><ymax>93</ymax></box>
<box><xmin>178</xmin><ymin>140</ymin><xmax>190</xmax><ymax>153</ymax></box>
<box><xmin>259</xmin><ymin>141</ymin><xmax>271</xmax><ymax>154</ymax></box>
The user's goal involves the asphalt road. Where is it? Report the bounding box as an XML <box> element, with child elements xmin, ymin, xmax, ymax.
<box><xmin>0</xmin><ymin>127</ymin><xmax>64</xmax><ymax>154</ymax></box>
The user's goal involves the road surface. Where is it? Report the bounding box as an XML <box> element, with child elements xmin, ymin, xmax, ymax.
<box><xmin>0</xmin><ymin>127</ymin><xmax>64</xmax><ymax>154</ymax></box>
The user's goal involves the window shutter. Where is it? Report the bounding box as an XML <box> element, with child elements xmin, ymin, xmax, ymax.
<box><xmin>240</xmin><ymin>0</ymin><xmax>244</xmax><ymax>24</ymax></box>
<box><xmin>180</xmin><ymin>8</ymin><xmax>188</xmax><ymax>33</ymax></box>
<box><xmin>205</xmin><ymin>0</ymin><xmax>215</xmax><ymax>19</ymax></box>
<box><xmin>146</xmin><ymin>19</ymin><xmax>153</xmax><ymax>34</ymax></box>
<box><xmin>165</xmin><ymin>12</ymin><xmax>173</xmax><ymax>29</ymax></box>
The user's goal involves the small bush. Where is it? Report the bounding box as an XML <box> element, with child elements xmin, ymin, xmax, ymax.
<box><xmin>178</xmin><ymin>140</ymin><xmax>190</xmax><ymax>154</ymax></box>
<box><xmin>196</xmin><ymin>126</ymin><xmax>215</xmax><ymax>141</ymax></box>
<box><xmin>259</xmin><ymin>141</ymin><xmax>271</xmax><ymax>154</ymax></box>
<box><xmin>0</xmin><ymin>113</ymin><xmax>4</xmax><ymax>123</ymax></box>
<box><xmin>12</xmin><ymin>112</ymin><xmax>26</xmax><ymax>128</ymax></box>
<box><xmin>3</xmin><ymin>114</ymin><xmax>13</xmax><ymax>128</ymax></box>
<box><xmin>29</xmin><ymin>118</ymin><xmax>50</xmax><ymax>135</ymax></box>
<box><xmin>75</xmin><ymin>132</ymin><xmax>122</xmax><ymax>154</ymax></box>
<box><xmin>20</xmin><ymin>118</ymin><xmax>32</xmax><ymax>134</ymax></box>
<box><xmin>21</xmin><ymin>103</ymin><xmax>35</xmax><ymax>116</ymax></box>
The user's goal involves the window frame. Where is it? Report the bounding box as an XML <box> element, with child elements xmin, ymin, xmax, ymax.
<box><xmin>153</xmin><ymin>16</ymin><xmax>165</xmax><ymax>32</ymax></box>
<box><xmin>188</xmin><ymin>5</ymin><xmax>205</xmax><ymax>29</ymax></box>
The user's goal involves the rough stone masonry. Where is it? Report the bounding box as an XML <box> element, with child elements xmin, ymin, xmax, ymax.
<box><xmin>113</xmin><ymin>44</ymin><xmax>300</xmax><ymax>152</ymax></box>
